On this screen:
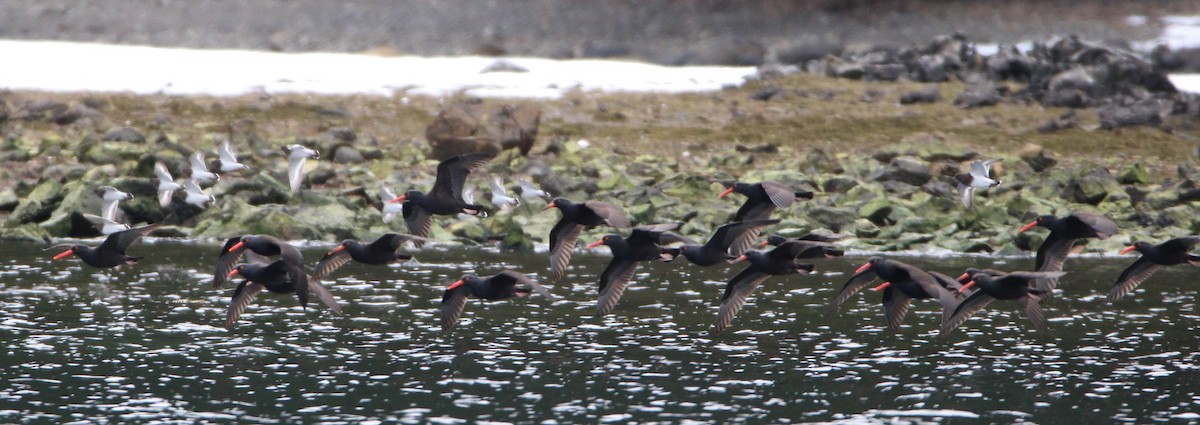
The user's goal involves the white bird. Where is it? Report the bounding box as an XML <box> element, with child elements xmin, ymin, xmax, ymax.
<box><xmin>518</xmin><ymin>178</ymin><xmax>550</xmax><ymax>201</ymax></box>
<box><xmin>190</xmin><ymin>152</ymin><xmax>220</xmax><ymax>184</ymax></box>
<box><xmin>380</xmin><ymin>183</ymin><xmax>404</xmax><ymax>224</ymax></box>
<box><xmin>82</xmin><ymin>213</ymin><xmax>131</xmax><ymax>235</ymax></box>
<box><xmin>154</xmin><ymin>162</ymin><xmax>184</xmax><ymax>207</ymax></box>
<box><xmin>183</xmin><ymin>179</ymin><xmax>215</xmax><ymax>208</ymax></box>
<box><xmin>284</xmin><ymin>144</ymin><xmax>320</xmax><ymax>193</ymax></box>
<box><xmin>218</xmin><ymin>141</ymin><xmax>249</xmax><ymax>173</ymax></box>
<box><xmin>489</xmin><ymin>176</ymin><xmax>521</xmax><ymax>212</ymax></box>
<box><xmin>93</xmin><ymin>186</ymin><xmax>132</xmax><ymax>221</ymax></box>
<box><xmin>955</xmin><ymin>159</ymin><xmax>1002</xmax><ymax>208</ymax></box>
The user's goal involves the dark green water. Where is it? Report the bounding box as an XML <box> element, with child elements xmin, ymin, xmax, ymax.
<box><xmin>0</xmin><ymin>240</ymin><xmax>1197</xmax><ymax>423</ymax></box>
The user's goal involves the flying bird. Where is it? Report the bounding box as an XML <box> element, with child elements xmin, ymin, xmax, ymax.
<box><xmin>586</xmin><ymin>223</ymin><xmax>688</xmax><ymax>316</ymax></box>
<box><xmin>183</xmin><ymin>179</ymin><xmax>215</xmax><ymax>208</ymax></box>
<box><xmin>379</xmin><ymin>183</ymin><xmax>404</xmax><ymax>224</ymax></box>
<box><xmin>386</xmin><ymin>153</ymin><xmax>494</xmax><ymax>245</ymax></box>
<box><xmin>955</xmin><ymin>159</ymin><xmax>1001</xmax><ymax>208</ymax></box>
<box><xmin>676</xmin><ymin>219</ymin><xmax>781</xmax><ymax>267</ymax></box>
<box><xmin>51</xmin><ymin>223</ymin><xmax>160</xmax><ymax>269</ymax></box>
<box><xmin>518</xmin><ymin>178</ymin><xmax>551</xmax><ymax>201</ymax></box>
<box><xmin>189</xmin><ymin>151</ymin><xmax>220</xmax><ymax>184</ymax></box>
<box><xmin>941</xmin><ymin>271</ymin><xmax>1065</xmax><ymax>335</ymax></box>
<box><xmin>218</xmin><ymin>141</ymin><xmax>249</xmax><ymax>173</ymax></box>
<box><xmin>719</xmin><ymin>181</ymin><xmax>814</xmax><ymax>256</ymax></box>
<box><xmin>81</xmin><ymin>213</ymin><xmax>131</xmax><ymax>235</ymax></box>
<box><xmin>1019</xmin><ymin>212</ymin><xmax>1118</xmax><ymax>293</ymax></box>
<box><xmin>284</xmin><ymin>144</ymin><xmax>321</xmax><ymax>193</ymax></box>
<box><xmin>1107</xmin><ymin>236</ymin><xmax>1200</xmax><ymax>303</ymax></box>
<box><xmin>224</xmin><ymin>257</ymin><xmax>342</xmax><ymax>329</ymax></box>
<box><xmin>154</xmin><ymin>162</ymin><xmax>184</xmax><ymax>207</ymax></box>
<box><xmin>94</xmin><ymin>186</ymin><xmax>132</xmax><ymax>222</ymax></box>
<box><xmin>440</xmin><ymin>271</ymin><xmax>554</xmax><ymax>331</ymax></box>
<box><xmin>313</xmin><ymin>233</ymin><xmax>425</xmax><ymax>280</ymax></box>
<box><xmin>544</xmin><ymin>197</ymin><xmax>631</xmax><ymax>281</ymax></box>
<box><xmin>713</xmin><ymin>240</ymin><xmax>820</xmax><ymax>334</ymax></box>
<box><xmin>489</xmin><ymin>176</ymin><xmax>521</xmax><ymax>212</ymax></box>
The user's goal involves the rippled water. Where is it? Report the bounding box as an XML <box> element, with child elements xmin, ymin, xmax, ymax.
<box><xmin>1</xmin><ymin>240</ymin><xmax>1197</xmax><ymax>423</ymax></box>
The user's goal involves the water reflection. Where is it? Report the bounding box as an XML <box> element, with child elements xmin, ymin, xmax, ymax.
<box><xmin>0</xmin><ymin>241</ymin><xmax>1196</xmax><ymax>423</ymax></box>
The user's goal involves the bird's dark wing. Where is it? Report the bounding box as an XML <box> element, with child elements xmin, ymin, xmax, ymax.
<box><xmin>266</xmin><ymin>236</ymin><xmax>306</xmax><ymax>266</ymax></box>
<box><xmin>1107</xmin><ymin>257</ymin><xmax>1162</xmax><ymax>303</ymax></box>
<box><xmin>881</xmin><ymin>287</ymin><xmax>912</xmax><ymax>332</ymax></box>
<box><xmin>705</xmin><ymin>219</ymin><xmax>780</xmax><ymax>252</ymax></box>
<box><xmin>1162</xmin><ymin>235</ymin><xmax>1200</xmax><ymax>253</ymax></box>
<box><xmin>1068</xmin><ymin>212</ymin><xmax>1118</xmax><ymax>239</ymax></box>
<box><xmin>596</xmin><ymin>259</ymin><xmax>640</xmax><ymax>316</ymax></box>
<box><xmin>903</xmin><ymin>267</ymin><xmax>961</xmax><ymax>326</ymax></box>
<box><xmin>371</xmin><ymin>233</ymin><xmax>426</xmax><ymax>251</ymax></box>
<box><xmin>100</xmin><ymin>223</ymin><xmax>160</xmax><ymax>255</ymax></box>
<box><xmin>494</xmin><ymin>271</ymin><xmax>554</xmax><ymax>299</ymax></box>
<box><xmin>440</xmin><ymin>286</ymin><xmax>471</xmax><ymax>331</ymax></box>
<box><xmin>627</xmin><ymin>223</ymin><xmax>679</xmax><ymax>245</ymax></box>
<box><xmin>759</xmin><ymin>181</ymin><xmax>798</xmax><ymax>209</ymax></box>
<box><xmin>1034</xmin><ymin>234</ymin><xmax>1073</xmax><ymax>291</ymax></box>
<box><xmin>306</xmin><ymin>276</ymin><xmax>342</xmax><ymax>314</ymax></box>
<box><xmin>941</xmin><ymin>290</ymin><xmax>996</xmax><ymax>336</ymax></box>
<box><xmin>583</xmin><ymin>200</ymin><xmax>631</xmax><ymax>227</ymax></box>
<box><xmin>728</xmin><ymin>206</ymin><xmax>777</xmax><ymax>256</ymax></box>
<box><xmin>831</xmin><ymin>270</ymin><xmax>880</xmax><ymax>310</ymax></box>
<box><xmin>549</xmin><ymin>220</ymin><xmax>584</xmax><ymax>281</ymax></box>
<box><xmin>404</xmin><ymin>202</ymin><xmax>433</xmax><ymax>244</ymax></box>
<box><xmin>225</xmin><ymin>281</ymin><xmax>264</xmax><ymax>329</ymax></box>
<box><xmin>1020</xmin><ymin>294</ymin><xmax>1047</xmax><ymax>331</ymax></box>
<box><xmin>213</xmin><ymin>236</ymin><xmax>246</xmax><ymax>289</ymax></box>
<box><xmin>312</xmin><ymin>250</ymin><xmax>353</xmax><ymax>282</ymax></box>
<box><xmin>656</xmin><ymin>232</ymin><xmax>699</xmax><ymax>246</ymax></box>
<box><xmin>431</xmin><ymin>152</ymin><xmax>494</xmax><ymax>201</ymax></box>
<box><xmin>713</xmin><ymin>267</ymin><xmax>770</xmax><ymax>334</ymax></box>
<box><xmin>772</xmin><ymin>240</ymin><xmax>834</xmax><ymax>260</ymax></box>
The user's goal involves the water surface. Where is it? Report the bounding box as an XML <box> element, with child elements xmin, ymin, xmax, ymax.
<box><xmin>0</xmin><ymin>241</ymin><xmax>1196</xmax><ymax>423</ymax></box>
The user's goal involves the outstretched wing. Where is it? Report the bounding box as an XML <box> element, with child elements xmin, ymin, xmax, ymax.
<box><xmin>713</xmin><ymin>267</ymin><xmax>770</xmax><ymax>334</ymax></box>
<box><xmin>549</xmin><ymin>219</ymin><xmax>585</xmax><ymax>282</ymax></box>
<box><xmin>831</xmin><ymin>270</ymin><xmax>879</xmax><ymax>310</ymax></box>
<box><xmin>583</xmin><ymin>200</ymin><xmax>631</xmax><ymax>228</ymax></box>
<box><xmin>287</xmin><ymin>154</ymin><xmax>309</xmax><ymax>193</ymax></box>
<box><xmin>1034</xmin><ymin>235</ymin><xmax>1073</xmax><ymax>291</ymax></box>
<box><xmin>219</xmin><ymin>141</ymin><xmax>239</xmax><ymax>163</ymax></box>
<box><xmin>1068</xmin><ymin>212</ymin><xmax>1118</xmax><ymax>239</ymax></box>
<box><xmin>99</xmin><ymin>223</ymin><xmax>160</xmax><ymax>255</ymax></box>
<box><xmin>493</xmin><ymin>271</ymin><xmax>554</xmax><ymax>299</ymax></box>
<box><xmin>213</xmin><ymin>236</ymin><xmax>246</xmax><ymax>289</ymax></box>
<box><xmin>440</xmin><ymin>286</ymin><xmax>471</xmax><ymax>331</ymax></box>
<box><xmin>430</xmin><ymin>152</ymin><xmax>494</xmax><ymax>202</ymax></box>
<box><xmin>941</xmin><ymin>290</ymin><xmax>996</xmax><ymax>336</ymax></box>
<box><xmin>306</xmin><ymin>276</ymin><xmax>343</xmax><ymax>314</ymax></box>
<box><xmin>1107</xmin><ymin>257</ymin><xmax>1161</xmax><ymax>303</ymax></box>
<box><xmin>596</xmin><ymin>259</ymin><xmax>639</xmax><ymax>317</ymax></box>
<box><xmin>881</xmin><ymin>287</ymin><xmax>912</xmax><ymax>332</ymax></box>
<box><xmin>1020</xmin><ymin>294</ymin><xmax>1047</xmax><ymax>331</ymax></box>
<box><xmin>957</xmin><ymin>183</ymin><xmax>975</xmax><ymax>208</ymax></box>
<box><xmin>312</xmin><ymin>249</ymin><xmax>353</xmax><ymax>282</ymax></box>
<box><xmin>403</xmin><ymin>202</ymin><xmax>433</xmax><ymax>245</ymax></box>
<box><xmin>225</xmin><ymin>281</ymin><xmax>264</xmax><ymax>329</ymax></box>
<box><xmin>759</xmin><ymin>181</ymin><xmax>799</xmax><ymax>209</ymax></box>
<box><xmin>371</xmin><ymin>233</ymin><xmax>425</xmax><ymax>252</ymax></box>
<box><xmin>190</xmin><ymin>152</ymin><xmax>209</xmax><ymax>174</ymax></box>
<box><xmin>705</xmin><ymin>219</ymin><xmax>780</xmax><ymax>253</ymax></box>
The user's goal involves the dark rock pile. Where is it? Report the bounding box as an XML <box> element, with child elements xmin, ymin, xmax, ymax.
<box><xmin>803</xmin><ymin>33</ymin><xmax>1197</xmax><ymax>130</ymax></box>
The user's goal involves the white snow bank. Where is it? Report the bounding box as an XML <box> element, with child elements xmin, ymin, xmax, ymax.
<box><xmin>0</xmin><ymin>40</ymin><xmax>756</xmax><ymax>98</ymax></box>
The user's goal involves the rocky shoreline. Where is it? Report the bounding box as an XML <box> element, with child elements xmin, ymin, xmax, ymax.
<box><xmin>2</xmin><ymin>33</ymin><xmax>1199</xmax><ymax>258</ymax></box>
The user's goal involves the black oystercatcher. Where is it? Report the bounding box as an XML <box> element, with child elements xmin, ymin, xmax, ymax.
<box><xmin>387</xmin><ymin>152</ymin><xmax>494</xmax><ymax>245</ymax></box>
<box><xmin>224</xmin><ymin>258</ymin><xmax>342</xmax><ymax>329</ymax></box>
<box><xmin>831</xmin><ymin>257</ymin><xmax>963</xmax><ymax>331</ymax></box>
<box><xmin>313</xmin><ymin>233</ymin><xmax>425</xmax><ymax>280</ymax></box>
<box><xmin>51</xmin><ymin>223</ymin><xmax>161</xmax><ymax>269</ymax></box>
<box><xmin>713</xmin><ymin>240</ymin><xmax>818</xmax><ymax>334</ymax></box>
<box><xmin>941</xmin><ymin>271</ymin><xmax>1065</xmax><ymax>335</ymax></box>
<box><xmin>719</xmin><ymin>181</ymin><xmax>814</xmax><ymax>256</ymax></box>
<box><xmin>1107</xmin><ymin>236</ymin><xmax>1200</xmax><ymax>303</ymax></box>
<box><xmin>212</xmin><ymin>235</ymin><xmax>306</xmax><ymax>289</ymax></box>
<box><xmin>954</xmin><ymin>159</ymin><xmax>1001</xmax><ymax>208</ymax></box>
<box><xmin>677</xmin><ymin>219</ymin><xmax>781</xmax><ymax>266</ymax></box>
<box><xmin>586</xmin><ymin>223</ymin><xmax>686</xmax><ymax>316</ymax></box>
<box><xmin>544</xmin><ymin>197</ymin><xmax>631</xmax><ymax>281</ymax></box>
<box><xmin>1020</xmin><ymin>212</ymin><xmax>1118</xmax><ymax>291</ymax></box>
<box><xmin>440</xmin><ymin>270</ymin><xmax>554</xmax><ymax>331</ymax></box>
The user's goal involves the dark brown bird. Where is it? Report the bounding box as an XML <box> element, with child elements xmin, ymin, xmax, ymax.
<box><xmin>544</xmin><ymin>197</ymin><xmax>631</xmax><ymax>281</ymax></box>
<box><xmin>677</xmin><ymin>219</ymin><xmax>780</xmax><ymax>267</ymax></box>
<box><xmin>212</xmin><ymin>235</ymin><xmax>306</xmax><ymax>289</ymax></box>
<box><xmin>440</xmin><ymin>271</ymin><xmax>554</xmax><ymax>331</ymax></box>
<box><xmin>941</xmin><ymin>271</ymin><xmax>1065</xmax><ymax>335</ymax></box>
<box><xmin>585</xmin><ymin>223</ymin><xmax>687</xmax><ymax>316</ymax></box>
<box><xmin>387</xmin><ymin>153</ymin><xmax>494</xmax><ymax>245</ymax></box>
<box><xmin>831</xmin><ymin>257</ymin><xmax>963</xmax><ymax>332</ymax></box>
<box><xmin>713</xmin><ymin>241</ymin><xmax>819</xmax><ymax>334</ymax></box>
<box><xmin>719</xmin><ymin>181</ymin><xmax>814</xmax><ymax>255</ymax></box>
<box><xmin>312</xmin><ymin>233</ymin><xmax>425</xmax><ymax>280</ymax></box>
<box><xmin>51</xmin><ymin>223</ymin><xmax>160</xmax><ymax>269</ymax></box>
<box><xmin>1019</xmin><ymin>212</ymin><xmax>1118</xmax><ymax>292</ymax></box>
<box><xmin>224</xmin><ymin>257</ymin><xmax>342</xmax><ymax>329</ymax></box>
<box><xmin>1107</xmin><ymin>236</ymin><xmax>1200</xmax><ymax>303</ymax></box>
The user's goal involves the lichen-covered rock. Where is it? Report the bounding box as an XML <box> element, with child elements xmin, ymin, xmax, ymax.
<box><xmin>0</xmin><ymin>223</ymin><xmax>50</xmax><ymax>242</ymax></box>
<box><xmin>1063</xmin><ymin>168</ymin><xmax>1121</xmax><ymax>205</ymax></box>
<box><xmin>808</xmin><ymin>206</ymin><xmax>857</xmax><ymax>232</ymax></box>
<box><xmin>871</xmin><ymin>157</ymin><xmax>932</xmax><ymax>186</ymax></box>
<box><xmin>8</xmin><ymin>179</ymin><xmax>65</xmax><ymax>226</ymax></box>
<box><xmin>1117</xmin><ymin>163</ymin><xmax>1150</xmax><ymax>185</ymax></box>
<box><xmin>1018</xmin><ymin>144</ymin><xmax>1057</xmax><ymax>172</ymax></box>
<box><xmin>426</xmin><ymin>101</ymin><xmax>541</xmax><ymax>160</ymax></box>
